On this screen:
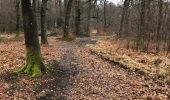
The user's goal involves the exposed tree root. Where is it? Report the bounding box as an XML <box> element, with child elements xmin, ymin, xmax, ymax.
<box><xmin>15</xmin><ymin>61</ymin><xmax>47</xmax><ymax>77</ymax></box>
<box><xmin>14</xmin><ymin>47</ymin><xmax>47</xmax><ymax>77</ymax></box>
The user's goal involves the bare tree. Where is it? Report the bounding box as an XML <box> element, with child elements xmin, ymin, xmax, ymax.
<box><xmin>86</xmin><ymin>0</ymin><xmax>92</xmax><ymax>36</ymax></box>
<box><xmin>75</xmin><ymin>0</ymin><xmax>81</xmax><ymax>36</ymax></box>
<box><xmin>16</xmin><ymin>0</ymin><xmax>47</xmax><ymax>77</ymax></box>
<box><xmin>136</xmin><ymin>0</ymin><xmax>147</xmax><ymax>50</ymax></box>
<box><xmin>103</xmin><ymin>0</ymin><xmax>107</xmax><ymax>32</ymax></box>
<box><xmin>41</xmin><ymin>0</ymin><xmax>49</xmax><ymax>44</ymax></box>
<box><xmin>15</xmin><ymin>0</ymin><xmax>20</xmax><ymax>37</ymax></box>
<box><xmin>63</xmin><ymin>0</ymin><xmax>74</xmax><ymax>38</ymax></box>
<box><xmin>57</xmin><ymin>0</ymin><xmax>64</xmax><ymax>28</ymax></box>
<box><xmin>119</xmin><ymin>0</ymin><xmax>130</xmax><ymax>38</ymax></box>
<box><xmin>156</xmin><ymin>0</ymin><xmax>163</xmax><ymax>52</ymax></box>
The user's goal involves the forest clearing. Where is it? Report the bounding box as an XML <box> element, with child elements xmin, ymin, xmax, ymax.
<box><xmin>0</xmin><ymin>0</ymin><xmax>170</xmax><ymax>99</ymax></box>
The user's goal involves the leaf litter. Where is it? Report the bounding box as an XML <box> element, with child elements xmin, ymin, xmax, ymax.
<box><xmin>0</xmin><ymin>36</ymin><xmax>169</xmax><ymax>99</ymax></box>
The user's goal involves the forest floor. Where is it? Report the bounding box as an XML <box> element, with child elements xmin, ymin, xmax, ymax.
<box><xmin>0</xmin><ymin>35</ymin><xmax>169</xmax><ymax>100</ymax></box>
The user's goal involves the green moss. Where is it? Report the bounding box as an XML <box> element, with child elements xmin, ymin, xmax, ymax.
<box><xmin>31</xmin><ymin>64</ymin><xmax>43</xmax><ymax>77</ymax></box>
<box><xmin>14</xmin><ymin>65</ymin><xmax>27</xmax><ymax>74</ymax></box>
<box><xmin>15</xmin><ymin>32</ymin><xmax>20</xmax><ymax>38</ymax></box>
<box><xmin>23</xmin><ymin>64</ymin><xmax>32</xmax><ymax>74</ymax></box>
<box><xmin>14</xmin><ymin>47</ymin><xmax>47</xmax><ymax>77</ymax></box>
<box><xmin>61</xmin><ymin>35</ymin><xmax>75</xmax><ymax>41</ymax></box>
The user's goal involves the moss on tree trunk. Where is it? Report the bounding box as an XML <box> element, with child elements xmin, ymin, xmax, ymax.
<box><xmin>16</xmin><ymin>47</ymin><xmax>46</xmax><ymax>77</ymax></box>
<box><xmin>15</xmin><ymin>0</ymin><xmax>48</xmax><ymax>77</ymax></box>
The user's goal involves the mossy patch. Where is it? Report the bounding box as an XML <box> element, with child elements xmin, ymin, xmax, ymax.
<box><xmin>15</xmin><ymin>32</ymin><xmax>20</xmax><ymax>38</ymax></box>
<box><xmin>14</xmin><ymin>47</ymin><xmax>47</xmax><ymax>77</ymax></box>
<box><xmin>60</xmin><ymin>35</ymin><xmax>75</xmax><ymax>41</ymax></box>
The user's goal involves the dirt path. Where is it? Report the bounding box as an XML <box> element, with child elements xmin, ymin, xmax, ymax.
<box><xmin>47</xmin><ymin>38</ymin><xmax>170</xmax><ymax>99</ymax></box>
<box><xmin>1</xmin><ymin>37</ymin><xmax>170</xmax><ymax>100</ymax></box>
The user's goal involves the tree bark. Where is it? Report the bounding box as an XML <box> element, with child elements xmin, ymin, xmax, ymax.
<box><xmin>32</xmin><ymin>0</ymin><xmax>39</xmax><ymax>32</ymax></box>
<box><xmin>63</xmin><ymin>0</ymin><xmax>74</xmax><ymax>38</ymax></box>
<box><xmin>144</xmin><ymin>0</ymin><xmax>152</xmax><ymax>51</ymax></box>
<box><xmin>103</xmin><ymin>0</ymin><xmax>107</xmax><ymax>32</ymax></box>
<box><xmin>41</xmin><ymin>0</ymin><xmax>48</xmax><ymax>44</ymax></box>
<box><xmin>64</xmin><ymin>0</ymin><xmax>68</xmax><ymax>11</ymax></box>
<box><xmin>86</xmin><ymin>0</ymin><xmax>92</xmax><ymax>36</ymax></box>
<box><xmin>75</xmin><ymin>0</ymin><xmax>81</xmax><ymax>36</ymax></box>
<box><xmin>119</xmin><ymin>0</ymin><xmax>130</xmax><ymax>38</ymax></box>
<box><xmin>136</xmin><ymin>0</ymin><xmax>146</xmax><ymax>50</ymax></box>
<box><xmin>156</xmin><ymin>0</ymin><xmax>163</xmax><ymax>52</ymax></box>
<box><xmin>167</xmin><ymin>33</ymin><xmax>170</xmax><ymax>54</ymax></box>
<box><xmin>17</xmin><ymin>0</ymin><xmax>46</xmax><ymax>77</ymax></box>
<box><xmin>57</xmin><ymin>0</ymin><xmax>63</xmax><ymax>28</ymax></box>
<box><xmin>58</xmin><ymin>0</ymin><xmax>63</xmax><ymax>18</ymax></box>
<box><xmin>32</xmin><ymin>0</ymin><xmax>36</xmax><ymax>12</ymax></box>
<box><xmin>16</xmin><ymin>0</ymin><xmax>20</xmax><ymax>37</ymax></box>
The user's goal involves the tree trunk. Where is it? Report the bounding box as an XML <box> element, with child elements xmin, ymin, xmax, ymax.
<box><xmin>17</xmin><ymin>0</ymin><xmax>46</xmax><ymax>77</ymax></box>
<box><xmin>136</xmin><ymin>0</ymin><xmax>146</xmax><ymax>50</ymax></box>
<box><xmin>86</xmin><ymin>0</ymin><xmax>92</xmax><ymax>36</ymax></box>
<box><xmin>75</xmin><ymin>0</ymin><xmax>81</xmax><ymax>36</ymax></box>
<box><xmin>167</xmin><ymin>33</ymin><xmax>170</xmax><ymax>54</ymax></box>
<box><xmin>41</xmin><ymin>0</ymin><xmax>48</xmax><ymax>44</ymax></box>
<box><xmin>63</xmin><ymin>0</ymin><xmax>74</xmax><ymax>38</ymax></box>
<box><xmin>119</xmin><ymin>0</ymin><xmax>130</xmax><ymax>38</ymax></box>
<box><xmin>58</xmin><ymin>0</ymin><xmax>63</xmax><ymax>18</ymax></box>
<box><xmin>64</xmin><ymin>0</ymin><xmax>68</xmax><ymax>11</ymax></box>
<box><xmin>156</xmin><ymin>0</ymin><xmax>163</xmax><ymax>52</ymax></box>
<box><xmin>103</xmin><ymin>0</ymin><xmax>107</xmax><ymax>32</ymax></box>
<box><xmin>32</xmin><ymin>0</ymin><xmax>39</xmax><ymax>32</ymax></box>
<box><xmin>144</xmin><ymin>0</ymin><xmax>152</xmax><ymax>51</ymax></box>
<box><xmin>57</xmin><ymin>0</ymin><xmax>63</xmax><ymax>28</ymax></box>
<box><xmin>16</xmin><ymin>0</ymin><xmax>20</xmax><ymax>37</ymax></box>
<box><xmin>32</xmin><ymin>0</ymin><xmax>36</xmax><ymax>12</ymax></box>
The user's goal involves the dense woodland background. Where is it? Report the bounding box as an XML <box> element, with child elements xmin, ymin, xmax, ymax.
<box><xmin>1</xmin><ymin>0</ymin><xmax>170</xmax><ymax>53</ymax></box>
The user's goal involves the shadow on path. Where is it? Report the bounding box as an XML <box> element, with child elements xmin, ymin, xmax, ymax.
<box><xmin>35</xmin><ymin>59</ymin><xmax>78</xmax><ymax>100</ymax></box>
<box><xmin>0</xmin><ymin>59</ymin><xmax>78</xmax><ymax>100</ymax></box>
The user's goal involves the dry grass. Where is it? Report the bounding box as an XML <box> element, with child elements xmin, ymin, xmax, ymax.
<box><xmin>86</xmin><ymin>39</ymin><xmax>170</xmax><ymax>83</ymax></box>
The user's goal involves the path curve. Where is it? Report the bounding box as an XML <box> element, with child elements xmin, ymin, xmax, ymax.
<box><xmin>52</xmin><ymin>38</ymin><xmax>170</xmax><ymax>100</ymax></box>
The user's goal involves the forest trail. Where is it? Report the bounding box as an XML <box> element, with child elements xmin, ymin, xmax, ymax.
<box><xmin>43</xmin><ymin>37</ymin><xmax>169</xmax><ymax>100</ymax></box>
<box><xmin>0</xmin><ymin>37</ymin><xmax>169</xmax><ymax>100</ymax></box>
